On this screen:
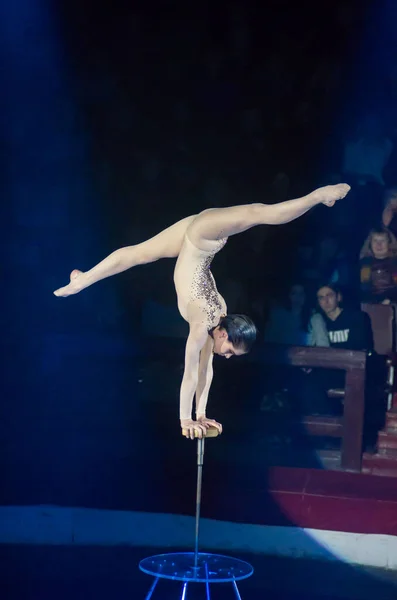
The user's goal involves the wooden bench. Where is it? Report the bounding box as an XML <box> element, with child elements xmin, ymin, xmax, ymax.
<box><xmin>258</xmin><ymin>345</ymin><xmax>367</xmax><ymax>472</ymax></box>
<box><xmin>360</xmin><ymin>303</ymin><xmax>397</xmax><ymax>474</ymax></box>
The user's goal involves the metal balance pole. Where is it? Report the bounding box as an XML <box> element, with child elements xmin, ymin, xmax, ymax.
<box><xmin>139</xmin><ymin>427</ymin><xmax>253</xmax><ymax>599</ymax></box>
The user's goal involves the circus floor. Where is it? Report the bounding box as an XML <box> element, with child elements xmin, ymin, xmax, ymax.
<box><xmin>1</xmin><ymin>544</ymin><xmax>397</xmax><ymax>600</ymax></box>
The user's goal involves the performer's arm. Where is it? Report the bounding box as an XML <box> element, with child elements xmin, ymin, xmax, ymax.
<box><xmin>179</xmin><ymin>324</ymin><xmax>208</xmax><ymax>423</ymax></box>
<box><xmin>195</xmin><ymin>337</ymin><xmax>214</xmax><ymax>418</ymax></box>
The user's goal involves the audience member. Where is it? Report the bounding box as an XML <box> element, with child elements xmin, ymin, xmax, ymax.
<box><xmin>382</xmin><ymin>187</ymin><xmax>397</xmax><ymax>235</ymax></box>
<box><xmin>296</xmin><ymin>236</ymin><xmax>349</xmax><ymax>295</ymax></box>
<box><xmin>262</xmin><ymin>283</ymin><xmax>327</xmax><ymax>417</ymax></box>
<box><xmin>316</xmin><ymin>283</ymin><xmax>374</xmax><ymax>351</ymax></box>
<box><xmin>298</xmin><ymin>284</ymin><xmax>374</xmax><ymax>416</ymax></box>
<box><xmin>264</xmin><ymin>284</ymin><xmax>310</xmax><ymax>346</ymax></box>
<box><xmin>264</xmin><ymin>283</ymin><xmax>329</xmax><ymax>347</ymax></box>
<box><xmin>359</xmin><ymin>227</ymin><xmax>397</xmax><ymax>304</ymax></box>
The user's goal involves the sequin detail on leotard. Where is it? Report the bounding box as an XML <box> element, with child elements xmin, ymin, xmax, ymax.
<box><xmin>189</xmin><ymin>237</ymin><xmax>227</xmax><ymax>328</ymax></box>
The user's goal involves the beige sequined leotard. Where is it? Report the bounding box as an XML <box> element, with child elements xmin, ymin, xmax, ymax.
<box><xmin>174</xmin><ymin>234</ymin><xmax>228</xmax><ymax>330</ymax></box>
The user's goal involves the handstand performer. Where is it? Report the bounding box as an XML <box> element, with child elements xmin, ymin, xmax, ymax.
<box><xmin>54</xmin><ymin>184</ymin><xmax>350</xmax><ymax>439</ymax></box>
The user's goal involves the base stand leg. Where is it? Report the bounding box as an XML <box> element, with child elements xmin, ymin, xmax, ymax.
<box><xmin>180</xmin><ymin>581</ymin><xmax>188</xmax><ymax>600</ymax></box>
<box><xmin>205</xmin><ymin>561</ymin><xmax>211</xmax><ymax>600</ymax></box>
<box><xmin>232</xmin><ymin>579</ymin><xmax>243</xmax><ymax>600</ymax></box>
<box><xmin>144</xmin><ymin>577</ymin><xmax>159</xmax><ymax>600</ymax></box>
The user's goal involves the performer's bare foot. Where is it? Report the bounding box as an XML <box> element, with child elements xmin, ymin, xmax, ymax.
<box><xmin>53</xmin><ymin>269</ymin><xmax>84</xmax><ymax>297</ymax></box>
<box><xmin>309</xmin><ymin>183</ymin><xmax>351</xmax><ymax>207</ymax></box>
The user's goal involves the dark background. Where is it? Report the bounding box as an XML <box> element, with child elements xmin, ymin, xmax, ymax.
<box><xmin>2</xmin><ymin>0</ymin><xmax>397</xmax><ymax>517</ymax></box>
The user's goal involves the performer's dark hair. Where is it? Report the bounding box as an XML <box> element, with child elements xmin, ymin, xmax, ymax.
<box><xmin>217</xmin><ymin>314</ymin><xmax>257</xmax><ymax>352</ymax></box>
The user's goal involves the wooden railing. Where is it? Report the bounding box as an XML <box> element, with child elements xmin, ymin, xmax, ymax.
<box><xmin>254</xmin><ymin>345</ymin><xmax>367</xmax><ymax>472</ymax></box>
<box><xmin>136</xmin><ymin>336</ymin><xmax>368</xmax><ymax>472</ymax></box>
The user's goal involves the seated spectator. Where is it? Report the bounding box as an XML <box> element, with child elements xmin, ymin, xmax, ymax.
<box><xmin>308</xmin><ymin>312</ymin><xmax>330</xmax><ymax>347</ymax></box>
<box><xmin>316</xmin><ymin>283</ymin><xmax>374</xmax><ymax>351</ymax></box>
<box><xmin>264</xmin><ymin>284</ymin><xmax>309</xmax><ymax>346</ymax></box>
<box><xmin>264</xmin><ymin>283</ymin><xmax>328</xmax><ymax>347</ymax></box>
<box><xmin>299</xmin><ymin>284</ymin><xmax>374</xmax><ymax>416</ymax></box>
<box><xmin>382</xmin><ymin>187</ymin><xmax>397</xmax><ymax>235</ymax></box>
<box><xmin>360</xmin><ymin>227</ymin><xmax>397</xmax><ymax>304</ymax></box>
<box><xmin>296</xmin><ymin>236</ymin><xmax>349</xmax><ymax>294</ymax></box>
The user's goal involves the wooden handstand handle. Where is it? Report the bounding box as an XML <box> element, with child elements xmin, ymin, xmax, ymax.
<box><xmin>182</xmin><ymin>426</ymin><xmax>220</xmax><ymax>438</ymax></box>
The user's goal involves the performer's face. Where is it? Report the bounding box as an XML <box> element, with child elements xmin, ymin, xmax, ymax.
<box><xmin>212</xmin><ymin>328</ymin><xmax>245</xmax><ymax>359</ymax></box>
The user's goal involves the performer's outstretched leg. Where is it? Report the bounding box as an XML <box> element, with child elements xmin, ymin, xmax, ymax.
<box><xmin>54</xmin><ymin>215</ymin><xmax>196</xmax><ymax>297</ymax></box>
<box><xmin>187</xmin><ymin>184</ymin><xmax>350</xmax><ymax>248</ymax></box>
<box><xmin>54</xmin><ymin>184</ymin><xmax>350</xmax><ymax>297</ymax></box>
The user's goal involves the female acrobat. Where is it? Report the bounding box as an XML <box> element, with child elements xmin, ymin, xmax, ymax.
<box><xmin>54</xmin><ymin>184</ymin><xmax>350</xmax><ymax>439</ymax></box>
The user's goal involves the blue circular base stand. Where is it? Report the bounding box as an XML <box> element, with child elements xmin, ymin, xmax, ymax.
<box><xmin>139</xmin><ymin>431</ymin><xmax>253</xmax><ymax>598</ymax></box>
<box><xmin>139</xmin><ymin>551</ymin><xmax>253</xmax><ymax>599</ymax></box>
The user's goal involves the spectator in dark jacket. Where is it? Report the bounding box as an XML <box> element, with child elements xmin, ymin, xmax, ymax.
<box><xmin>316</xmin><ymin>283</ymin><xmax>374</xmax><ymax>351</ymax></box>
<box><xmin>300</xmin><ymin>284</ymin><xmax>374</xmax><ymax>416</ymax></box>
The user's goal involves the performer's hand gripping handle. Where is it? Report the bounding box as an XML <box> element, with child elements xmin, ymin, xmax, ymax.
<box><xmin>181</xmin><ymin>423</ymin><xmax>220</xmax><ymax>439</ymax></box>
